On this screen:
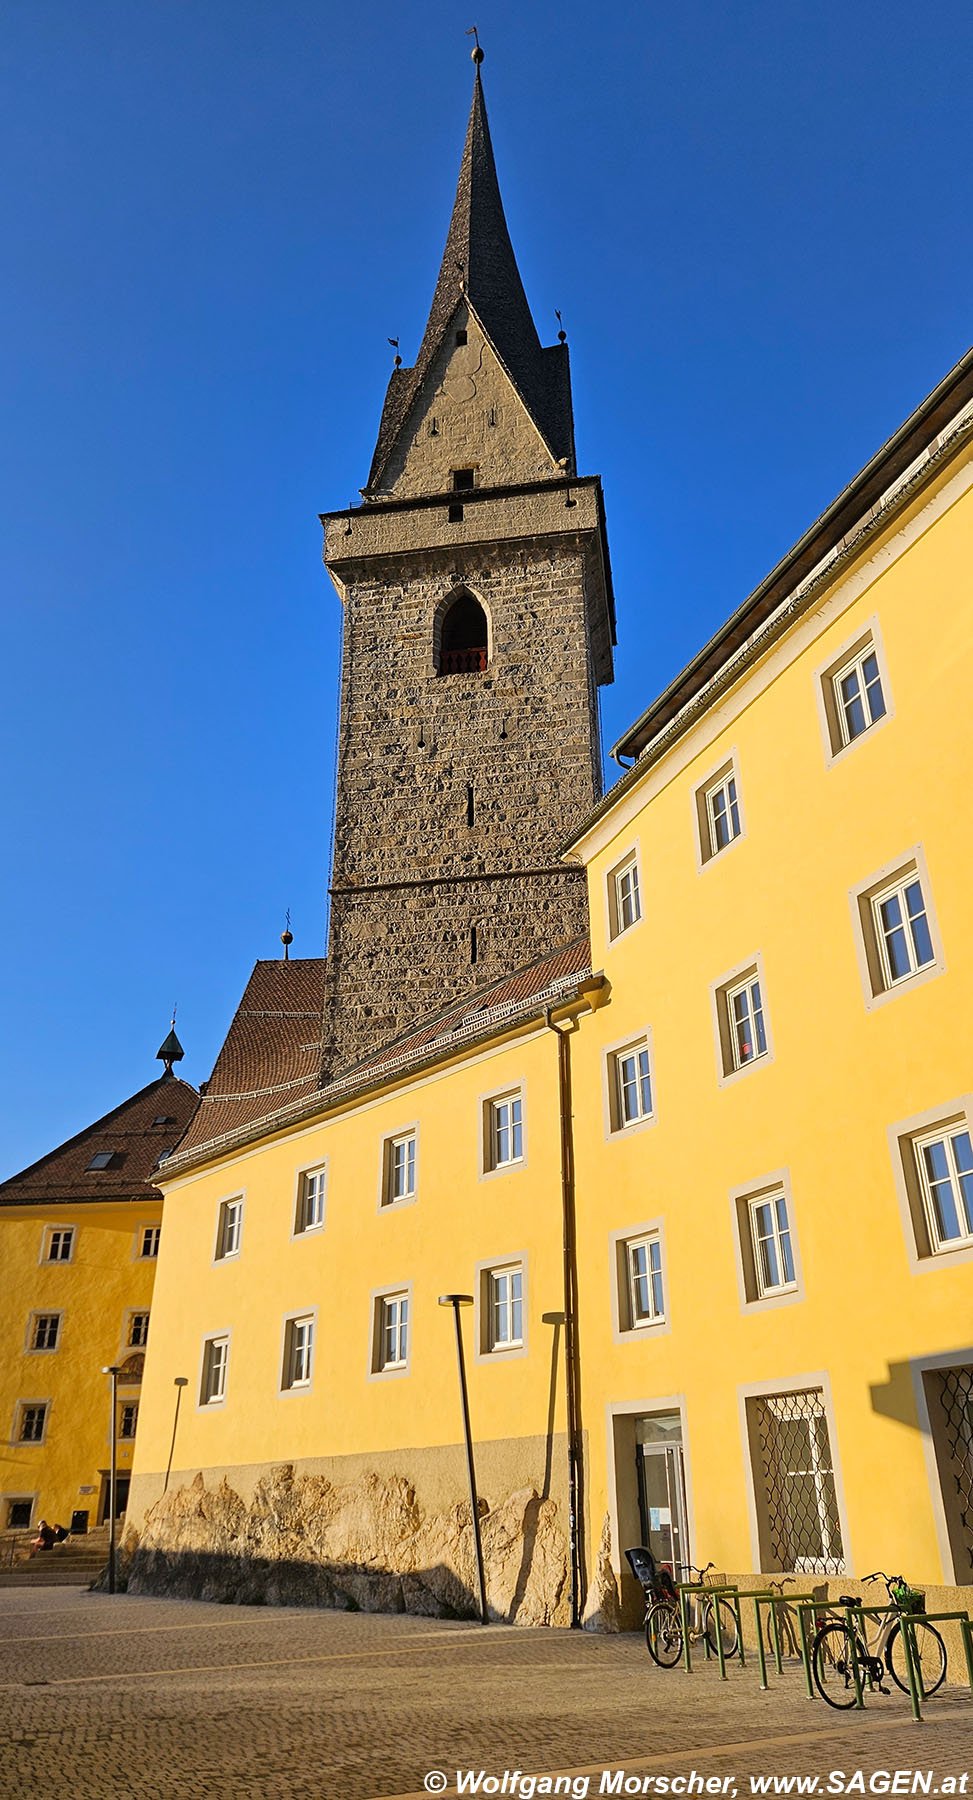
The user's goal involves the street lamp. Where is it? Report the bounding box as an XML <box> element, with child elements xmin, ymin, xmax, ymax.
<box><xmin>164</xmin><ymin>1376</ymin><xmax>189</xmax><ymax>1495</ymax></box>
<box><xmin>102</xmin><ymin>1365</ymin><xmax>122</xmax><ymax>1594</ymax></box>
<box><xmin>438</xmin><ymin>1294</ymin><xmax>488</xmax><ymax>1625</ymax></box>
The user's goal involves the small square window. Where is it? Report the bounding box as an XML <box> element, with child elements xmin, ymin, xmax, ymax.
<box><xmin>215</xmin><ymin>1198</ymin><xmax>243</xmax><ymax>1261</ymax></box>
<box><xmin>623</xmin><ymin>1234</ymin><xmax>665</xmax><ymax>1330</ymax></box>
<box><xmin>608</xmin><ymin>1039</ymin><xmax>654</xmax><ymax>1131</ymax></box>
<box><xmin>606</xmin><ymin>851</ymin><xmax>641</xmax><ymax>941</ymax></box>
<box><xmin>486</xmin><ymin>1265</ymin><xmax>523</xmax><ymax>1352</ymax></box>
<box><xmin>748</xmin><ymin>1193</ymin><xmax>797</xmax><ymax>1297</ymax></box>
<box><xmin>694</xmin><ymin>758</ymin><xmax>744</xmax><ymax>866</ymax></box>
<box><xmin>452</xmin><ymin>467</ymin><xmax>474</xmax><ymax>490</ymax></box>
<box><xmin>484</xmin><ymin>1090</ymin><xmax>524</xmax><ymax>1172</ymax></box>
<box><xmin>139</xmin><ymin>1225</ymin><xmax>161</xmax><ymax>1259</ymax></box>
<box><xmin>372</xmin><ymin>1292</ymin><xmax>409</xmax><ymax>1373</ymax></box>
<box><xmin>713</xmin><ymin>960</ymin><xmax>772</xmax><ymax>1082</ymax></box>
<box><xmin>18</xmin><ymin>1404</ymin><xmax>48</xmax><ymax>1444</ymax></box>
<box><xmin>46</xmin><ymin>1228</ymin><xmax>74</xmax><ymax>1263</ymax></box>
<box><xmin>382</xmin><ymin>1131</ymin><xmax>417</xmax><ymax>1207</ymax></box>
<box><xmin>119</xmin><ymin>1403</ymin><xmax>138</xmax><ymax>1441</ymax></box>
<box><xmin>872</xmin><ymin>875</ymin><xmax>935</xmax><ymax>987</ymax></box>
<box><xmin>454</xmin><ymin>329</ymin><xmax>468</xmax><ymax>347</ymax></box>
<box><xmin>31</xmin><ymin>1314</ymin><xmax>61</xmax><ymax>1352</ymax></box>
<box><xmin>128</xmin><ymin>1312</ymin><xmax>150</xmax><ymax>1348</ymax></box>
<box><xmin>295</xmin><ymin>1166</ymin><xmax>326</xmax><ymax>1235</ymax></box>
<box><xmin>448</xmin><ymin>501</ymin><xmax>464</xmax><ymax>522</ymax></box>
<box><xmin>200</xmin><ymin>1336</ymin><xmax>229</xmax><ymax>1405</ymax></box>
<box><xmin>852</xmin><ymin>852</ymin><xmax>942</xmax><ymax>1005</ymax></box>
<box><xmin>6</xmin><ymin>1499</ymin><xmax>34</xmax><ymax>1530</ymax></box>
<box><xmin>914</xmin><ymin>1124</ymin><xmax>973</xmax><ymax>1254</ymax></box>
<box><xmin>818</xmin><ymin>624</ymin><xmax>892</xmax><ymax>761</ymax></box>
<box><xmin>282</xmin><ymin>1315</ymin><xmax>314</xmax><ymax>1390</ymax></box>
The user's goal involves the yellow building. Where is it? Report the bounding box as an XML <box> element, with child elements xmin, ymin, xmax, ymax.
<box><xmin>21</xmin><ymin>58</ymin><xmax>972</xmax><ymax>1626</ymax></box>
<box><xmin>0</xmin><ymin>1033</ymin><xmax>197</xmax><ymax>1537</ymax></box>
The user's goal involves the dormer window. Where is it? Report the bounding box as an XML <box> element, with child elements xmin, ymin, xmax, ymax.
<box><xmin>452</xmin><ymin>468</ymin><xmax>475</xmax><ymax>491</ymax></box>
<box><xmin>438</xmin><ymin>589</ymin><xmax>488</xmax><ymax>675</ymax></box>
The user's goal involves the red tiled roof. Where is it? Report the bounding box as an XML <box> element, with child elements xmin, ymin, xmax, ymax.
<box><xmin>0</xmin><ymin>1075</ymin><xmax>199</xmax><ymax>1207</ymax></box>
<box><xmin>176</xmin><ymin>959</ymin><xmax>326</xmax><ymax>1156</ymax></box>
<box><xmin>168</xmin><ymin>940</ymin><xmax>592</xmax><ymax>1173</ymax></box>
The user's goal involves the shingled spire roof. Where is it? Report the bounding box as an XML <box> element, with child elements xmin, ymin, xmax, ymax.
<box><xmin>366</xmin><ymin>60</ymin><xmax>575</xmax><ymax>492</ymax></box>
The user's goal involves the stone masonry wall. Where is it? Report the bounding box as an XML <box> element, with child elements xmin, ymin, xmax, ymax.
<box><xmin>320</xmin><ymin>537</ymin><xmax>603</xmax><ymax>1076</ymax></box>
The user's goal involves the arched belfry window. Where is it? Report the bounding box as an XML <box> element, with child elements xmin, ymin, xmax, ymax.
<box><xmin>437</xmin><ymin>589</ymin><xmax>489</xmax><ymax>676</ymax></box>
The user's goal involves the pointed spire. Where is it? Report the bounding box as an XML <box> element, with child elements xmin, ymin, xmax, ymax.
<box><xmin>366</xmin><ymin>53</ymin><xmax>575</xmax><ymax>493</ymax></box>
<box><xmin>156</xmin><ymin>1009</ymin><xmax>184</xmax><ymax>1077</ymax></box>
<box><xmin>414</xmin><ymin>53</ymin><xmax>541</xmax><ymax>389</ymax></box>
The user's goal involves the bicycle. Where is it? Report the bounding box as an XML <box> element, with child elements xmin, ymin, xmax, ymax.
<box><xmin>627</xmin><ymin>1551</ymin><xmax>739</xmax><ymax>1669</ymax></box>
<box><xmin>759</xmin><ymin>1576</ymin><xmax>802</xmax><ymax>1662</ymax></box>
<box><xmin>811</xmin><ymin>1571</ymin><xmax>947</xmax><ymax>1709</ymax></box>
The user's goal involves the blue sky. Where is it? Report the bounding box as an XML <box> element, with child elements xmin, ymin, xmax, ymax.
<box><xmin>1</xmin><ymin>1</ymin><xmax>970</xmax><ymax>1174</ymax></box>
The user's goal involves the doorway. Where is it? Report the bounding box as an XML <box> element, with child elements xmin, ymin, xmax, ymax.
<box><xmin>98</xmin><ymin>1474</ymin><xmax>130</xmax><ymax>1524</ymax></box>
<box><xmin>635</xmin><ymin>1412</ymin><xmax>689</xmax><ymax>1575</ymax></box>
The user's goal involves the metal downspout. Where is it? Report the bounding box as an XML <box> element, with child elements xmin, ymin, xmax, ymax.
<box><xmin>546</xmin><ymin>1006</ymin><xmax>585</xmax><ymax>1627</ymax></box>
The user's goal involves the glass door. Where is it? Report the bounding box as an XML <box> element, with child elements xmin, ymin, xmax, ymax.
<box><xmin>635</xmin><ymin>1412</ymin><xmax>688</xmax><ymax>1575</ymax></box>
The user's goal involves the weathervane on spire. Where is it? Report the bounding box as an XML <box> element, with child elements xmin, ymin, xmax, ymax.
<box><xmin>466</xmin><ymin>24</ymin><xmax>484</xmax><ymax>65</ymax></box>
<box><xmin>281</xmin><ymin>909</ymin><xmax>294</xmax><ymax>961</ymax></box>
<box><xmin>156</xmin><ymin>1005</ymin><xmax>185</xmax><ymax>1076</ymax></box>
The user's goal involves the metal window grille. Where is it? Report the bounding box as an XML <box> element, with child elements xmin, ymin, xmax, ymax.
<box><xmin>751</xmin><ymin>1387</ymin><xmax>844</xmax><ymax>1573</ymax></box>
<box><xmin>933</xmin><ymin>1365</ymin><xmax>973</xmax><ymax>1572</ymax></box>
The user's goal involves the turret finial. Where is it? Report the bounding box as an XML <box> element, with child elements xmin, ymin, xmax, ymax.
<box><xmin>466</xmin><ymin>24</ymin><xmax>484</xmax><ymax>64</ymax></box>
<box><xmin>281</xmin><ymin>908</ymin><xmax>294</xmax><ymax>961</ymax></box>
<box><xmin>156</xmin><ymin>1006</ymin><xmax>184</xmax><ymax>1076</ymax></box>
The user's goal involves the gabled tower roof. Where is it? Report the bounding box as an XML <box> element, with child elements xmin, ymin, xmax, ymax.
<box><xmin>367</xmin><ymin>59</ymin><xmax>575</xmax><ymax>492</ymax></box>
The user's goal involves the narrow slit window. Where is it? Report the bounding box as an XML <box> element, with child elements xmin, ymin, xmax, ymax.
<box><xmin>466</xmin><ymin>783</ymin><xmax>475</xmax><ymax>827</ymax></box>
<box><xmin>470</xmin><ymin>925</ymin><xmax>478</xmax><ymax>965</ymax></box>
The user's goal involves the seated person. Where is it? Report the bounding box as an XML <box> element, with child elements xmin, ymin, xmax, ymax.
<box><xmin>30</xmin><ymin>1520</ymin><xmax>55</xmax><ymax>1554</ymax></box>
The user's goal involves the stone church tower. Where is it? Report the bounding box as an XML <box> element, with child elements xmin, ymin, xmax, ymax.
<box><xmin>319</xmin><ymin>55</ymin><xmax>615</xmax><ymax>1078</ymax></box>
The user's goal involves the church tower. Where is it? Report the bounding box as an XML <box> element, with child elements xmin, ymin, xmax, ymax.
<box><xmin>319</xmin><ymin>53</ymin><xmax>615</xmax><ymax>1078</ymax></box>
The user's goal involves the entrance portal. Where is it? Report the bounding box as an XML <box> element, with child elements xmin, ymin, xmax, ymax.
<box><xmin>635</xmin><ymin>1413</ymin><xmax>689</xmax><ymax>1575</ymax></box>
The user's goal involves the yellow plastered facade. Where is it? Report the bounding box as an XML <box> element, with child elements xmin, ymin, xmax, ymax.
<box><xmin>0</xmin><ymin>1201</ymin><xmax>162</xmax><ymax>1530</ymax></box>
<box><xmin>128</xmin><ymin>433</ymin><xmax>973</xmax><ymax>1614</ymax></box>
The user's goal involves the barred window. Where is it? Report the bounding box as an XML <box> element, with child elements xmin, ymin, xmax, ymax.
<box><xmin>748</xmin><ymin>1388</ymin><xmax>844</xmax><ymax>1574</ymax></box>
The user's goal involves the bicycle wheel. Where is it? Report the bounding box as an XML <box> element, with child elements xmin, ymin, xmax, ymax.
<box><xmin>812</xmin><ymin>1621</ymin><xmax>865</xmax><ymax>1709</ymax></box>
<box><xmin>886</xmin><ymin>1621</ymin><xmax>947</xmax><ymax>1697</ymax></box>
<box><xmin>645</xmin><ymin>1600</ymin><xmax>683</xmax><ymax>1667</ymax></box>
<box><xmin>704</xmin><ymin>1595</ymin><xmax>739</xmax><ymax>1659</ymax></box>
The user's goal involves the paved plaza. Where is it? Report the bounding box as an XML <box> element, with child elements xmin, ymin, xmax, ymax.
<box><xmin>0</xmin><ymin>1588</ymin><xmax>970</xmax><ymax>1799</ymax></box>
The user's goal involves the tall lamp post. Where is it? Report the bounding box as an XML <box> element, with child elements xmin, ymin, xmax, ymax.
<box><xmin>438</xmin><ymin>1294</ymin><xmax>488</xmax><ymax>1625</ymax></box>
<box><xmin>102</xmin><ymin>1364</ymin><xmax>122</xmax><ymax>1594</ymax></box>
<box><xmin>164</xmin><ymin>1376</ymin><xmax>189</xmax><ymax>1494</ymax></box>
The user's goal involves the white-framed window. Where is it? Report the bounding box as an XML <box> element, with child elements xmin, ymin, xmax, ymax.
<box><xmin>607</xmin><ymin>852</ymin><xmax>642</xmax><ymax>940</ymax></box>
<box><xmin>726</xmin><ymin>973</ymin><xmax>768</xmax><ymax>1070</ymax></box>
<box><xmin>871</xmin><ymin>874</ymin><xmax>935</xmax><ymax>988</ymax></box>
<box><xmin>30</xmin><ymin>1313</ymin><xmax>61</xmax><ymax>1352</ymax></box>
<box><xmin>200</xmin><ymin>1335</ymin><xmax>229</xmax><ymax>1406</ymax></box>
<box><xmin>615</xmin><ymin>1044</ymin><xmax>651</xmax><ymax>1123</ymax></box>
<box><xmin>17</xmin><ymin>1403</ymin><xmax>48</xmax><ymax>1444</ymax></box>
<box><xmin>378</xmin><ymin>1293</ymin><xmax>409</xmax><ymax>1371</ymax></box>
<box><xmin>914</xmin><ymin>1125</ymin><xmax>973</xmax><ymax>1254</ymax></box>
<box><xmin>45</xmin><ymin>1227</ymin><xmax>74</xmax><ymax>1263</ymax></box>
<box><xmin>382</xmin><ymin>1131</ymin><xmax>417</xmax><ymax>1206</ymax></box>
<box><xmin>832</xmin><ymin>643</ymin><xmax>887</xmax><ymax>747</ymax></box>
<box><xmin>128</xmin><ymin>1311</ymin><xmax>150</xmax><ymax>1348</ymax></box>
<box><xmin>119</xmin><ymin>1403</ymin><xmax>138</xmax><ymax>1441</ymax></box>
<box><xmin>604</xmin><ymin>1036</ymin><xmax>654</xmax><ymax>1130</ymax></box>
<box><xmin>746</xmin><ymin>1387</ymin><xmax>845</xmax><ymax>1574</ymax></box>
<box><xmin>484</xmin><ymin>1090</ymin><xmax>524</xmax><ymax>1172</ymax></box>
<box><xmin>705</xmin><ymin>771</ymin><xmax>741</xmax><ymax>857</ymax></box>
<box><xmin>282</xmin><ymin>1314</ymin><xmax>314</xmax><ymax>1390</ymax></box>
<box><xmin>295</xmin><ymin>1165</ymin><xmax>326</xmax><ymax>1235</ymax></box>
<box><xmin>626</xmin><ymin>1234</ymin><xmax>665</xmax><ymax>1329</ymax></box>
<box><xmin>748</xmin><ymin>1192</ymin><xmax>798</xmax><ymax>1298</ymax></box>
<box><xmin>488</xmin><ymin>1265</ymin><xmax>524</xmax><ymax>1351</ymax></box>
<box><xmin>139</xmin><ymin>1225</ymin><xmax>161</xmax><ymax>1259</ymax></box>
<box><xmin>215</xmin><ymin>1198</ymin><xmax>243</xmax><ymax>1261</ymax></box>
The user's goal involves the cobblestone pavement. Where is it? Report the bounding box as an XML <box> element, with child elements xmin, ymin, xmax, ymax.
<box><xmin>0</xmin><ymin>1589</ymin><xmax>970</xmax><ymax>1800</ymax></box>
